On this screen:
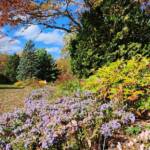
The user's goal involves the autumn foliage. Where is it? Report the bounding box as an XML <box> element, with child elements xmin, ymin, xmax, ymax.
<box><xmin>83</xmin><ymin>56</ymin><xmax>150</xmax><ymax>114</ymax></box>
<box><xmin>56</xmin><ymin>58</ymin><xmax>74</xmax><ymax>83</ymax></box>
<box><xmin>0</xmin><ymin>54</ymin><xmax>8</xmax><ymax>73</ymax></box>
<box><xmin>0</xmin><ymin>0</ymin><xmax>32</xmax><ymax>26</ymax></box>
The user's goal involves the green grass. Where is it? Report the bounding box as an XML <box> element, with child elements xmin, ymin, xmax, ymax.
<box><xmin>0</xmin><ymin>84</ymin><xmax>24</xmax><ymax>89</ymax></box>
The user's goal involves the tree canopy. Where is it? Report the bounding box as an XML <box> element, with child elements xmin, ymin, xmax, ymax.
<box><xmin>36</xmin><ymin>48</ymin><xmax>59</xmax><ymax>82</ymax></box>
<box><xmin>68</xmin><ymin>0</ymin><xmax>150</xmax><ymax>77</ymax></box>
<box><xmin>0</xmin><ymin>0</ymin><xmax>90</xmax><ymax>32</ymax></box>
<box><xmin>0</xmin><ymin>0</ymin><xmax>149</xmax><ymax>32</ymax></box>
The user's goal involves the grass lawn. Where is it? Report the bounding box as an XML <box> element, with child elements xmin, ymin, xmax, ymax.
<box><xmin>0</xmin><ymin>85</ymin><xmax>33</xmax><ymax>114</ymax></box>
<box><xmin>0</xmin><ymin>84</ymin><xmax>24</xmax><ymax>89</ymax></box>
<box><xmin>0</xmin><ymin>84</ymin><xmax>57</xmax><ymax>114</ymax></box>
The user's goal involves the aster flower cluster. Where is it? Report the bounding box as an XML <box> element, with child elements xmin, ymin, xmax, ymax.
<box><xmin>0</xmin><ymin>89</ymin><xmax>97</xmax><ymax>149</ymax></box>
<box><xmin>140</xmin><ymin>1</ymin><xmax>150</xmax><ymax>12</ymax></box>
<box><xmin>101</xmin><ymin>120</ymin><xmax>121</xmax><ymax>137</ymax></box>
<box><xmin>99</xmin><ymin>102</ymin><xmax>135</xmax><ymax>137</ymax></box>
<box><xmin>0</xmin><ymin>89</ymin><xmax>136</xmax><ymax>149</ymax></box>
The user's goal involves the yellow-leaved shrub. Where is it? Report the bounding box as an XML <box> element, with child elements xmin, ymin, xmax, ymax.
<box><xmin>83</xmin><ymin>56</ymin><xmax>150</xmax><ymax>113</ymax></box>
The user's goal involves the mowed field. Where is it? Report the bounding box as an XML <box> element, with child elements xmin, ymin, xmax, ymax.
<box><xmin>0</xmin><ymin>86</ymin><xmax>32</xmax><ymax>114</ymax></box>
<box><xmin>0</xmin><ymin>85</ymin><xmax>57</xmax><ymax>114</ymax></box>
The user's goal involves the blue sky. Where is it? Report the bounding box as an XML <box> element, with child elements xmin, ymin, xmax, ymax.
<box><xmin>0</xmin><ymin>0</ymin><xmax>85</xmax><ymax>59</ymax></box>
<box><xmin>0</xmin><ymin>25</ymin><xmax>65</xmax><ymax>59</ymax></box>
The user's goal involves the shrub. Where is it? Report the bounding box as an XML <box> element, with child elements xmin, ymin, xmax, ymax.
<box><xmin>125</xmin><ymin>125</ymin><xmax>142</xmax><ymax>135</ymax></box>
<box><xmin>82</xmin><ymin>56</ymin><xmax>150</xmax><ymax>113</ymax></box>
<box><xmin>0</xmin><ymin>73</ymin><xmax>10</xmax><ymax>84</ymax></box>
<box><xmin>55</xmin><ymin>58</ymin><xmax>74</xmax><ymax>85</ymax></box>
<box><xmin>14</xmin><ymin>79</ymin><xmax>47</xmax><ymax>88</ymax></box>
<box><xmin>55</xmin><ymin>79</ymin><xmax>82</xmax><ymax>96</ymax></box>
<box><xmin>14</xmin><ymin>81</ymin><xmax>25</xmax><ymax>87</ymax></box>
<box><xmin>38</xmin><ymin>80</ymin><xmax>47</xmax><ymax>87</ymax></box>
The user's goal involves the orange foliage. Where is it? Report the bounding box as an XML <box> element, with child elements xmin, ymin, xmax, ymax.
<box><xmin>0</xmin><ymin>0</ymin><xmax>36</xmax><ymax>26</ymax></box>
<box><xmin>56</xmin><ymin>58</ymin><xmax>74</xmax><ymax>83</ymax></box>
<box><xmin>0</xmin><ymin>54</ymin><xmax>8</xmax><ymax>72</ymax></box>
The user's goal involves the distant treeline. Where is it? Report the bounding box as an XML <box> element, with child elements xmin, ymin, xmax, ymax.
<box><xmin>0</xmin><ymin>40</ymin><xmax>59</xmax><ymax>84</ymax></box>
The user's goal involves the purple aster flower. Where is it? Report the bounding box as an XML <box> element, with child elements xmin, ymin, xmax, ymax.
<box><xmin>99</xmin><ymin>103</ymin><xmax>111</xmax><ymax>111</ymax></box>
<box><xmin>101</xmin><ymin>120</ymin><xmax>121</xmax><ymax>137</ymax></box>
<box><xmin>122</xmin><ymin>112</ymin><xmax>135</xmax><ymax>124</ymax></box>
<box><xmin>109</xmin><ymin>120</ymin><xmax>121</xmax><ymax>130</ymax></box>
<box><xmin>31</xmin><ymin>128</ymin><xmax>40</xmax><ymax>134</ymax></box>
<box><xmin>140</xmin><ymin>1</ymin><xmax>150</xmax><ymax>12</ymax></box>
<box><xmin>101</xmin><ymin>123</ymin><xmax>112</xmax><ymax>137</ymax></box>
<box><xmin>6</xmin><ymin>144</ymin><xmax>12</xmax><ymax>150</ymax></box>
<box><xmin>41</xmin><ymin>140</ymin><xmax>49</xmax><ymax>149</ymax></box>
<box><xmin>114</xmin><ymin>109</ymin><xmax>125</xmax><ymax>117</ymax></box>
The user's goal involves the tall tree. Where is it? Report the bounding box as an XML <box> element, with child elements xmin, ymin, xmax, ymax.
<box><xmin>36</xmin><ymin>48</ymin><xmax>59</xmax><ymax>82</ymax></box>
<box><xmin>4</xmin><ymin>54</ymin><xmax>20</xmax><ymax>83</ymax></box>
<box><xmin>68</xmin><ymin>0</ymin><xmax>150</xmax><ymax>78</ymax></box>
<box><xmin>17</xmin><ymin>40</ymin><xmax>39</xmax><ymax>80</ymax></box>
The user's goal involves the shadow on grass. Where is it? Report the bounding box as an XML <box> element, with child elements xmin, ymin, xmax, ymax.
<box><xmin>0</xmin><ymin>85</ymin><xmax>24</xmax><ymax>89</ymax></box>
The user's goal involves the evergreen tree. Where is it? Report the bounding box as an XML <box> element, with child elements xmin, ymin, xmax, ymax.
<box><xmin>4</xmin><ymin>54</ymin><xmax>20</xmax><ymax>83</ymax></box>
<box><xmin>17</xmin><ymin>40</ymin><xmax>39</xmax><ymax>80</ymax></box>
<box><xmin>36</xmin><ymin>49</ymin><xmax>59</xmax><ymax>82</ymax></box>
<box><xmin>69</xmin><ymin>0</ymin><xmax>150</xmax><ymax>78</ymax></box>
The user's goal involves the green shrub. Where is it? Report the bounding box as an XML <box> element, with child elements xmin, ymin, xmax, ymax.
<box><xmin>125</xmin><ymin>125</ymin><xmax>142</xmax><ymax>135</ymax></box>
<box><xmin>0</xmin><ymin>73</ymin><xmax>10</xmax><ymax>84</ymax></box>
<box><xmin>55</xmin><ymin>79</ymin><xmax>82</xmax><ymax>97</ymax></box>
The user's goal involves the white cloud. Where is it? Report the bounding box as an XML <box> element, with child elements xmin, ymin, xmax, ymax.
<box><xmin>0</xmin><ymin>35</ymin><xmax>21</xmax><ymax>53</ymax></box>
<box><xmin>36</xmin><ymin>30</ymin><xmax>64</xmax><ymax>46</ymax></box>
<box><xmin>15</xmin><ymin>25</ymin><xmax>64</xmax><ymax>46</ymax></box>
<box><xmin>46</xmin><ymin>47</ymin><xmax>61</xmax><ymax>53</ymax></box>
<box><xmin>46</xmin><ymin>47</ymin><xmax>62</xmax><ymax>59</ymax></box>
<box><xmin>15</xmin><ymin>25</ymin><xmax>41</xmax><ymax>39</ymax></box>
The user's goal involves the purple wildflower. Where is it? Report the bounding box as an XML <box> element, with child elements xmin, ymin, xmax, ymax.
<box><xmin>109</xmin><ymin>120</ymin><xmax>121</xmax><ymax>130</ymax></box>
<box><xmin>101</xmin><ymin>120</ymin><xmax>121</xmax><ymax>137</ymax></box>
<box><xmin>41</xmin><ymin>140</ymin><xmax>49</xmax><ymax>149</ymax></box>
<box><xmin>140</xmin><ymin>2</ymin><xmax>150</xmax><ymax>12</ymax></box>
<box><xmin>114</xmin><ymin>109</ymin><xmax>125</xmax><ymax>117</ymax></box>
<box><xmin>99</xmin><ymin>103</ymin><xmax>111</xmax><ymax>111</ymax></box>
<box><xmin>122</xmin><ymin>112</ymin><xmax>135</xmax><ymax>124</ymax></box>
<box><xmin>101</xmin><ymin>123</ymin><xmax>112</xmax><ymax>137</ymax></box>
<box><xmin>6</xmin><ymin>144</ymin><xmax>12</xmax><ymax>150</ymax></box>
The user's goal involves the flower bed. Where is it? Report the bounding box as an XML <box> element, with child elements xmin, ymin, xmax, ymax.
<box><xmin>0</xmin><ymin>89</ymin><xmax>136</xmax><ymax>150</ymax></box>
